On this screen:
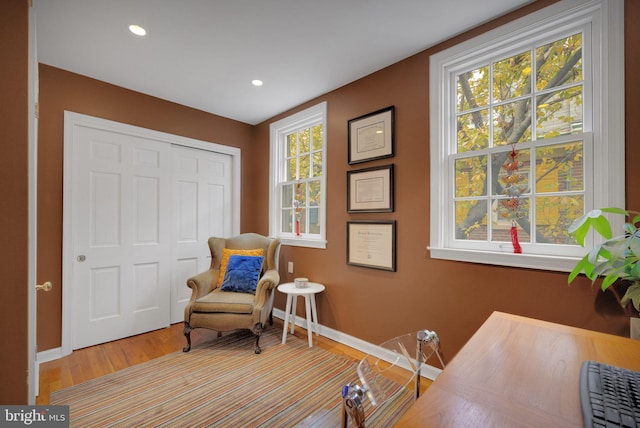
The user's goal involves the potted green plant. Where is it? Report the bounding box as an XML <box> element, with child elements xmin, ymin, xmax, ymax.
<box><xmin>568</xmin><ymin>208</ymin><xmax>640</xmax><ymax>317</ymax></box>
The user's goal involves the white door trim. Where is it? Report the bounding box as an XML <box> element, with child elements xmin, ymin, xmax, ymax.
<box><xmin>61</xmin><ymin>111</ymin><xmax>241</xmax><ymax>356</ymax></box>
<box><xmin>28</xmin><ymin>2</ymin><xmax>38</xmax><ymax>404</ymax></box>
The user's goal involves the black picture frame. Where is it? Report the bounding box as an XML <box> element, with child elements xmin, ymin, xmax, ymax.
<box><xmin>348</xmin><ymin>106</ymin><xmax>395</xmax><ymax>164</ymax></box>
<box><xmin>347</xmin><ymin>164</ymin><xmax>394</xmax><ymax>213</ymax></box>
<box><xmin>346</xmin><ymin>220</ymin><xmax>396</xmax><ymax>271</ymax></box>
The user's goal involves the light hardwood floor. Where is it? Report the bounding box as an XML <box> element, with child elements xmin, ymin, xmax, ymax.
<box><xmin>37</xmin><ymin>319</ymin><xmax>376</xmax><ymax>405</ymax></box>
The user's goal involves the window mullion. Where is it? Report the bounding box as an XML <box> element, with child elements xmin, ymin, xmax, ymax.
<box><xmin>296</xmin><ymin>130</ymin><xmax>302</xmax><ymax>181</ymax></box>
<box><xmin>528</xmin><ymin>146</ymin><xmax>537</xmax><ymax>244</ymax></box>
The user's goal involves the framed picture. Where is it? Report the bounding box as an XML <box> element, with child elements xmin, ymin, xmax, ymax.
<box><xmin>348</xmin><ymin>106</ymin><xmax>395</xmax><ymax>164</ymax></box>
<box><xmin>347</xmin><ymin>221</ymin><xmax>396</xmax><ymax>271</ymax></box>
<box><xmin>347</xmin><ymin>164</ymin><xmax>394</xmax><ymax>213</ymax></box>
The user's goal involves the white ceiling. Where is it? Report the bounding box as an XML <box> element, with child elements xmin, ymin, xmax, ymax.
<box><xmin>34</xmin><ymin>0</ymin><xmax>533</xmax><ymax>125</ymax></box>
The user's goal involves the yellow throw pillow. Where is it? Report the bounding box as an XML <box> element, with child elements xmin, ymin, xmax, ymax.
<box><xmin>217</xmin><ymin>248</ymin><xmax>264</xmax><ymax>287</ymax></box>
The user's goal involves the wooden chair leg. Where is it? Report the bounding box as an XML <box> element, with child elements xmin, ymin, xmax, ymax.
<box><xmin>183</xmin><ymin>322</ymin><xmax>193</xmax><ymax>352</ymax></box>
<box><xmin>252</xmin><ymin>323</ymin><xmax>264</xmax><ymax>354</ymax></box>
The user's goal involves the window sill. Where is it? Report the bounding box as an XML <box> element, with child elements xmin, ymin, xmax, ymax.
<box><xmin>281</xmin><ymin>237</ymin><xmax>327</xmax><ymax>249</ymax></box>
<box><xmin>428</xmin><ymin>246</ymin><xmax>579</xmax><ymax>273</ymax></box>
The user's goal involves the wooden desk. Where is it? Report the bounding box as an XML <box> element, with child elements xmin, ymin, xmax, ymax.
<box><xmin>396</xmin><ymin>311</ymin><xmax>640</xmax><ymax>427</ymax></box>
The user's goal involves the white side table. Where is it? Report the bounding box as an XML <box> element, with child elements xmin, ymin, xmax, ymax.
<box><xmin>278</xmin><ymin>282</ymin><xmax>325</xmax><ymax>347</ymax></box>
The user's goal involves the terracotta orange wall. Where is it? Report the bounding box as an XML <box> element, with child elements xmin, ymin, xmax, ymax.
<box><xmin>256</xmin><ymin>0</ymin><xmax>640</xmax><ymax>359</ymax></box>
<box><xmin>0</xmin><ymin>0</ymin><xmax>29</xmax><ymax>404</ymax></box>
<box><xmin>36</xmin><ymin>65</ymin><xmax>254</xmax><ymax>350</ymax></box>
<box><xmin>34</xmin><ymin>0</ymin><xmax>640</xmax><ymax>363</ymax></box>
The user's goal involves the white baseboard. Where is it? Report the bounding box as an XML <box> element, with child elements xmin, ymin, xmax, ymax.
<box><xmin>272</xmin><ymin>308</ymin><xmax>443</xmax><ymax>381</ymax></box>
<box><xmin>34</xmin><ymin>346</ymin><xmax>64</xmax><ymax>397</ymax></box>
<box><xmin>37</xmin><ymin>346</ymin><xmax>64</xmax><ymax>364</ymax></box>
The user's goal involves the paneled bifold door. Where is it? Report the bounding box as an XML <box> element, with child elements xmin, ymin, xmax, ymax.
<box><xmin>67</xmin><ymin>114</ymin><xmax>234</xmax><ymax>350</ymax></box>
<box><xmin>171</xmin><ymin>145</ymin><xmax>232</xmax><ymax>323</ymax></box>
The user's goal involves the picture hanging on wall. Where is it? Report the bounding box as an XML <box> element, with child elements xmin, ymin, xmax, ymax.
<box><xmin>346</xmin><ymin>220</ymin><xmax>396</xmax><ymax>271</ymax></box>
<box><xmin>347</xmin><ymin>164</ymin><xmax>394</xmax><ymax>213</ymax></box>
<box><xmin>348</xmin><ymin>106</ymin><xmax>395</xmax><ymax>164</ymax></box>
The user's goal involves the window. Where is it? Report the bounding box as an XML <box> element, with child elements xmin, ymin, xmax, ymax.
<box><xmin>429</xmin><ymin>0</ymin><xmax>624</xmax><ymax>272</ymax></box>
<box><xmin>270</xmin><ymin>102</ymin><xmax>327</xmax><ymax>248</ymax></box>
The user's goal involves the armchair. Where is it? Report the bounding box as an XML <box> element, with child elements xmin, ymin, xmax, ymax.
<box><xmin>183</xmin><ymin>233</ymin><xmax>281</xmax><ymax>354</ymax></box>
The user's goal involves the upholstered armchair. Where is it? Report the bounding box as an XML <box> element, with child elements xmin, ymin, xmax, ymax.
<box><xmin>183</xmin><ymin>233</ymin><xmax>281</xmax><ymax>354</ymax></box>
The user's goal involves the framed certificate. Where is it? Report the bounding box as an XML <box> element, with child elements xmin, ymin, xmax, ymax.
<box><xmin>348</xmin><ymin>106</ymin><xmax>395</xmax><ymax>164</ymax></box>
<box><xmin>347</xmin><ymin>164</ymin><xmax>394</xmax><ymax>213</ymax></box>
<box><xmin>347</xmin><ymin>221</ymin><xmax>396</xmax><ymax>271</ymax></box>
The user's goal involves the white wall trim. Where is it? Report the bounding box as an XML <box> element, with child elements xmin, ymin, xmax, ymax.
<box><xmin>28</xmin><ymin>2</ymin><xmax>38</xmax><ymax>403</ymax></box>
<box><xmin>272</xmin><ymin>308</ymin><xmax>443</xmax><ymax>381</ymax></box>
<box><xmin>40</xmin><ymin>309</ymin><xmax>442</xmax><ymax>382</ymax></box>
<box><xmin>37</xmin><ymin>347</ymin><xmax>64</xmax><ymax>365</ymax></box>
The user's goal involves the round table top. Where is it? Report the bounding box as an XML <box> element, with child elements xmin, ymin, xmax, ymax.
<box><xmin>277</xmin><ymin>282</ymin><xmax>325</xmax><ymax>295</ymax></box>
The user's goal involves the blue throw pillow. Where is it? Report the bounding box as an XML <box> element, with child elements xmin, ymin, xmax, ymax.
<box><xmin>220</xmin><ymin>255</ymin><xmax>264</xmax><ymax>294</ymax></box>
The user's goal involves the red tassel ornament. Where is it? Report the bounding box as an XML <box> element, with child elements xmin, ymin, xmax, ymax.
<box><xmin>501</xmin><ymin>145</ymin><xmax>524</xmax><ymax>254</ymax></box>
<box><xmin>510</xmin><ymin>221</ymin><xmax>522</xmax><ymax>253</ymax></box>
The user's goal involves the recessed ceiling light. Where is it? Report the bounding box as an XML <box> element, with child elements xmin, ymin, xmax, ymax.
<box><xmin>129</xmin><ymin>24</ymin><xmax>146</xmax><ymax>36</ymax></box>
<box><xmin>251</xmin><ymin>79</ymin><xmax>263</xmax><ymax>87</ymax></box>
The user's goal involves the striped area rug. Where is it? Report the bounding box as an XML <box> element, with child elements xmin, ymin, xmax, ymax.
<box><xmin>50</xmin><ymin>328</ymin><xmax>414</xmax><ymax>427</ymax></box>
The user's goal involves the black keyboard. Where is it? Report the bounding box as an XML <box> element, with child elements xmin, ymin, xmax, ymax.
<box><xmin>580</xmin><ymin>361</ymin><xmax>640</xmax><ymax>428</ymax></box>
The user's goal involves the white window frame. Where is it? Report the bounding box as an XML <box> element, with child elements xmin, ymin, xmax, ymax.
<box><xmin>428</xmin><ymin>0</ymin><xmax>624</xmax><ymax>272</ymax></box>
<box><xmin>269</xmin><ymin>102</ymin><xmax>327</xmax><ymax>248</ymax></box>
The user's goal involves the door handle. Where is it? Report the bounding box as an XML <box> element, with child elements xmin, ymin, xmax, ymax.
<box><xmin>77</xmin><ymin>255</ymin><xmax>86</xmax><ymax>262</ymax></box>
<box><xmin>36</xmin><ymin>281</ymin><xmax>52</xmax><ymax>292</ymax></box>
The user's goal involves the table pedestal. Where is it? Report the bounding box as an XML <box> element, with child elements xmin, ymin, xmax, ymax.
<box><xmin>278</xmin><ymin>282</ymin><xmax>325</xmax><ymax>347</ymax></box>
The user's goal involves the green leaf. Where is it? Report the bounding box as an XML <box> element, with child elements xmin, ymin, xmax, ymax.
<box><xmin>583</xmin><ymin>259</ymin><xmax>595</xmax><ymax>278</ymax></box>
<box><xmin>571</xmin><ymin>220</ymin><xmax>592</xmax><ymax>247</ymax></box>
<box><xmin>567</xmin><ymin>208</ymin><xmax>640</xmax><ymax>299</ymax></box>
<box><xmin>605</xmin><ymin>239</ymin><xmax>628</xmax><ymax>260</ymax></box>
<box><xmin>620</xmin><ymin>283</ymin><xmax>640</xmax><ymax>312</ymax></box>
<box><xmin>590</xmin><ymin>215</ymin><xmax>612</xmax><ymax>239</ymax></box>
<box><xmin>568</xmin><ymin>213</ymin><xmax>589</xmax><ymax>234</ymax></box>
<box><xmin>591</xmin><ymin>262</ymin><xmax>610</xmax><ymax>279</ymax></box>
<box><xmin>601</xmin><ymin>273</ymin><xmax>619</xmax><ymax>291</ymax></box>
<box><xmin>597</xmin><ymin>245</ymin><xmax>613</xmax><ymax>262</ymax></box>
<box><xmin>623</xmin><ymin>223</ymin><xmax>637</xmax><ymax>235</ymax></box>
<box><xmin>568</xmin><ymin>256</ymin><xmax>589</xmax><ymax>283</ymax></box>
<box><xmin>625</xmin><ymin>262</ymin><xmax>640</xmax><ymax>279</ymax></box>
<box><xmin>587</xmin><ymin>245</ymin><xmax>604</xmax><ymax>266</ymax></box>
<box><xmin>628</xmin><ymin>236</ymin><xmax>640</xmax><ymax>258</ymax></box>
<box><xmin>601</xmin><ymin>207</ymin><xmax>629</xmax><ymax>215</ymax></box>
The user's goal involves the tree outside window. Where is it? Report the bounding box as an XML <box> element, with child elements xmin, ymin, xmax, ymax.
<box><xmin>281</xmin><ymin>124</ymin><xmax>323</xmax><ymax>236</ymax></box>
<box><xmin>454</xmin><ymin>33</ymin><xmax>584</xmax><ymax>246</ymax></box>
<box><xmin>270</xmin><ymin>102</ymin><xmax>327</xmax><ymax>249</ymax></box>
<box><xmin>429</xmin><ymin>0</ymin><xmax>624</xmax><ymax>272</ymax></box>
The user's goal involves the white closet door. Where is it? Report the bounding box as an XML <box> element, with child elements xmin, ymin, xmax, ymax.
<box><xmin>171</xmin><ymin>145</ymin><xmax>233</xmax><ymax>323</ymax></box>
<box><xmin>71</xmin><ymin>126</ymin><xmax>172</xmax><ymax>349</ymax></box>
